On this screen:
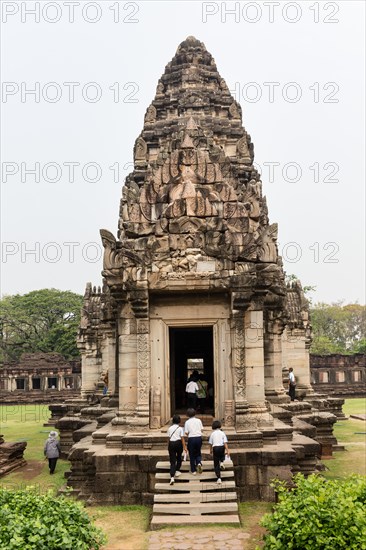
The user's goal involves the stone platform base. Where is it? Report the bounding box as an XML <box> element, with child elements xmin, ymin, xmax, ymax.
<box><xmin>0</xmin><ymin>390</ymin><xmax>80</xmax><ymax>406</ymax></box>
<box><xmin>65</xmin><ymin>423</ymin><xmax>322</xmax><ymax>506</ymax></box>
<box><xmin>0</xmin><ymin>435</ymin><xmax>27</xmax><ymax>477</ymax></box>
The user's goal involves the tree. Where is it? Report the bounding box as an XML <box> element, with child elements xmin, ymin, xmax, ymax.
<box><xmin>285</xmin><ymin>275</ymin><xmax>365</xmax><ymax>355</ymax></box>
<box><xmin>310</xmin><ymin>302</ymin><xmax>366</xmax><ymax>355</ymax></box>
<box><xmin>0</xmin><ymin>289</ymin><xmax>83</xmax><ymax>362</ymax></box>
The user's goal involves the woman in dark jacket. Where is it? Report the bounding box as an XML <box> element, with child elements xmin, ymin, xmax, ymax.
<box><xmin>44</xmin><ymin>431</ymin><xmax>61</xmax><ymax>474</ymax></box>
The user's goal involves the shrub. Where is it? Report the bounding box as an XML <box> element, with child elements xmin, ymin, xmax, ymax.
<box><xmin>259</xmin><ymin>474</ymin><xmax>366</xmax><ymax>550</ymax></box>
<box><xmin>0</xmin><ymin>487</ymin><xmax>106</xmax><ymax>549</ymax></box>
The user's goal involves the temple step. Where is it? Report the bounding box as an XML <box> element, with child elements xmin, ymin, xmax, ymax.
<box><xmin>156</xmin><ymin>471</ymin><xmax>233</xmax><ymax>481</ymax></box>
<box><xmin>154</xmin><ymin>480</ymin><xmax>236</xmax><ymax>492</ymax></box>
<box><xmin>156</xmin><ymin>460</ymin><xmax>233</xmax><ymax>470</ymax></box>
<box><xmin>151</xmin><ymin>459</ymin><xmax>240</xmax><ymax>527</ymax></box>
<box><xmin>150</xmin><ymin>515</ymin><xmax>240</xmax><ymax>527</ymax></box>
<box><xmin>153</xmin><ymin>502</ymin><xmax>238</xmax><ymax>515</ymax></box>
<box><xmin>154</xmin><ymin>491</ymin><xmax>237</xmax><ymax>503</ymax></box>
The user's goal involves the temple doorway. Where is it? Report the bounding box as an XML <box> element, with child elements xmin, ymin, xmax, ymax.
<box><xmin>169</xmin><ymin>326</ymin><xmax>214</xmax><ymax>415</ymax></box>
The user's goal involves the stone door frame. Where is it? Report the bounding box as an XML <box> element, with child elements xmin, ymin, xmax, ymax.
<box><xmin>150</xmin><ymin>307</ymin><xmax>232</xmax><ymax>426</ymax></box>
<box><xmin>166</xmin><ymin>320</ymin><xmax>216</xmax><ymax>418</ymax></box>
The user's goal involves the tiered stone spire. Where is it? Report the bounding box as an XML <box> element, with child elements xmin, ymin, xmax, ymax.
<box><xmin>101</xmin><ymin>36</ymin><xmax>284</xmax><ymax>305</ymax></box>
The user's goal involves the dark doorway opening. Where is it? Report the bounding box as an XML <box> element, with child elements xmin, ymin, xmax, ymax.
<box><xmin>48</xmin><ymin>377</ymin><xmax>57</xmax><ymax>389</ymax></box>
<box><xmin>169</xmin><ymin>326</ymin><xmax>214</xmax><ymax>415</ymax></box>
<box><xmin>16</xmin><ymin>378</ymin><xmax>25</xmax><ymax>390</ymax></box>
<box><xmin>32</xmin><ymin>378</ymin><xmax>41</xmax><ymax>390</ymax></box>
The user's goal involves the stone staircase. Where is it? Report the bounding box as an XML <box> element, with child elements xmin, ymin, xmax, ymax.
<box><xmin>151</xmin><ymin>459</ymin><xmax>240</xmax><ymax>527</ymax></box>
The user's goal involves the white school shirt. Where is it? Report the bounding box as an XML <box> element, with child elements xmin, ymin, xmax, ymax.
<box><xmin>186</xmin><ymin>380</ymin><xmax>199</xmax><ymax>394</ymax></box>
<box><xmin>209</xmin><ymin>429</ymin><xmax>228</xmax><ymax>447</ymax></box>
<box><xmin>289</xmin><ymin>371</ymin><xmax>295</xmax><ymax>384</ymax></box>
<box><xmin>184</xmin><ymin>417</ymin><xmax>203</xmax><ymax>438</ymax></box>
<box><xmin>167</xmin><ymin>425</ymin><xmax>184</xmax><ymax>442</ymax></box>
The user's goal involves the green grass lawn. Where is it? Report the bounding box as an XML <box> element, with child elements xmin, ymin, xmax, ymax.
<box><xmin>342</xmin><ymin>397</ymin><xmax>366</xmax><ymax>416</ymax></box>
<box><xmin>0</xmin><ymin>404</ymin><xmax>69</xmax><ymax>494</ymax></box>
<box><xmin>1</xmin><ymin>403</ymin><xmax>55</xmax><ymax>460</ymax></box>
<box><xmin>323</xmin><ymin>397</ymin><xmax>366</xmax><ymax>480</ymax></box>
<box><xmin>1</xmin><ymin>399</ymin><xmax>365</xmax><ymax>549</ymax></box>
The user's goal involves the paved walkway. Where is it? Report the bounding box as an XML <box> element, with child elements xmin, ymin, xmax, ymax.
<box><xmin>148</xmin><ymin>529</ymin><xmax>251</xmax><ymax>549</ymax></box>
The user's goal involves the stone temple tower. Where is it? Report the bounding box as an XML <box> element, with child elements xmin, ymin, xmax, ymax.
<box><xmin>69</xmin><ymin>37</ymin><xmax>340</xmax><ymax>504</ymax></box>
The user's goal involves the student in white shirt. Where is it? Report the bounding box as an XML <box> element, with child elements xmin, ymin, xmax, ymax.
<box><xmin>208</xmin><ymin>420</ymin><xmax>230</xmax><ymax>483</ymax></box>
<box><xmin>185</xmin><ymin>377</ymin><xmax>199</xmax><ymax>409</ymax></box>
<box><xmin>167</xmin><ymin>415</ymin><xmax>187</xmax><ymax>485</ymax></box>
<box><xmin>184</xmin><ymin>408</ymin><xmax>204</xmax><ymax>474</ymax></box>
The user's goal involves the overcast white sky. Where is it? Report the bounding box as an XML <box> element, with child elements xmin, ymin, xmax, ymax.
<box><xmin>1</xmin><ymin>1</ymin><xmax>365</xmax><ymax>304</ymax></box>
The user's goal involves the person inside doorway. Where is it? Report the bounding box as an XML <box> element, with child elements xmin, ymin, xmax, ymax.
<box><xmin>185</xmin><ymin>372</ymin><xmax>199</xmax><ymax>409</ymax></box>
<box><xmin>197</xmin><ymin>374</ymin><xmax>208</xmax><ymax>413</ymax></box>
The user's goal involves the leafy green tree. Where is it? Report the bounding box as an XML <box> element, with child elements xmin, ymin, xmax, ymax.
<box><xmin>310</xmin><ymin>302</ymin><xmax>366</xmax><ymax>355</ymax></box>
<box><xmin>353</xmin><ymin>338</ymin><xmax>366</xmax><ymax>354</ymax></box>
<box><xmin>285</xmin><ymin>276</ymin><xmax>365</xmax><ymax>355</ymax></box>
<box><xmin>0</xmin><ymin>289</ymin><xmax>83</xmax><ymax>362</ymax></box>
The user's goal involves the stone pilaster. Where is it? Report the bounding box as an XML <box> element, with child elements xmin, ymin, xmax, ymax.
<box><xmin>231</xmin><ymin>310</ymin><xmax>249</xmax><ymax>431</ymax></box>
<box><xmin>100</xmin><ymin>330</ymin><xmax>117</xmax><ymax>396</ymax></box>
<box><xmin>80</xmin><ymin>347</ymin><xmax>102</xmax><ymax>397</ymax></box>
<box><xmin>136</xmin><ymin>320</ymin><xmax>150</xmax><ymax>425</ymax></box>
<box><xmin>244</xmin><ymin>306</ymin><xmax>273</xmax><ymax>427</ymax></box>
<box><xmin>264</xmin><ymin>312</ymin><xmax>288</xmax><ymax>403</ymax></box>
<box><xmin>113</xmin><ymin>315</ymin><xmax>137</xmax><ymax>425</ymax></box>
<box><xmin>113</xmin><ymin>291</ymin><xmax>150</xmax><ymax>428</ymax></box>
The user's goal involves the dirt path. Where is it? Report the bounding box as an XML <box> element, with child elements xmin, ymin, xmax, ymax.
<box><xmin>13</xmin><ymin>460</ymin><xmax>45</xmax><ymax>480</ymax></box>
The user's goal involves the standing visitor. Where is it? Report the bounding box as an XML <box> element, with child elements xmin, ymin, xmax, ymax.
<box><xmin>184</xmin><ymin>408</ymin><xmax>204</xmax><ymax>475</ymax></box>
<box><xmin>197</xmin><ymin>374</ymin><xmax>208</xmax><ymax>413</ymax></box>
<box><xmin>288</xmin><ymin>367</ymin><xmax>296</xmax><ymax>401</ymax></box>
<box><xmin>44</xmin><ymin>431</ymin><xmax>61</xmax><ymax>474</ymax></box>
<box><xmin>208</xmin><ymin>420</ymin><xmax>230</xmax><ymax>484</ymax></box>
<box><xmin>167</xmin><ymin>414</ymin><xmax>187</xmax><ymax>485</ymax></box>
<box><xmin>186</xmin><ymin>376</ymin><xmax>199</xmax><ymax>409</ymax></box>
<box><xmin>102</xmin><ymin>370</ymin><xmax>109</xmax><ymax>396</ymax></box>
